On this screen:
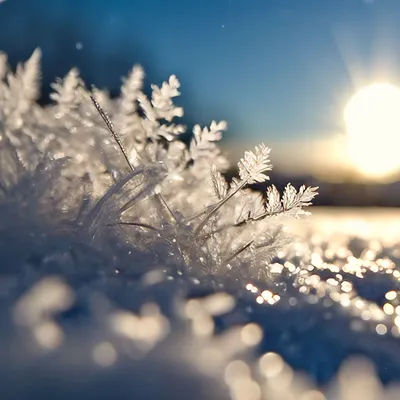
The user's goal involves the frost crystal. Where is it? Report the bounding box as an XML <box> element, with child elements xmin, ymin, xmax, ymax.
<box><xmin>210</xmin><ymin>164</ymin><xmax>228</xmax><ymax>200</ymax></box>
<box><xmin>0</xmin><ymin>48</ymin><xmax>317</xmax><ymax>281</ymax></box>
<box><xmin>238</xmin><ymin>143</ymin><xmax>272</xmax><ymax>183</ymax></box>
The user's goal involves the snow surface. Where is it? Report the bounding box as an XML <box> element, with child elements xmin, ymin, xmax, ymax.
<box><xmin>3</xmin><ymin>207</ymin><xmax>400</xmax><ymax>399</ymax></box>
<box><xmin>1</xmin><ymin>50</ymin><xmax>400</xmax><ymax>399</ymax></box>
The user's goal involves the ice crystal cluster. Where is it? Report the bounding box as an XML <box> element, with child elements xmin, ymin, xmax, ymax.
<box><xmin>0</xmin><ymin>49</ymin><xmax>317</xmax><ymax>281</ymax></box>
<box><xmin>6</xmin><ymin>50</ymin><xmax>400</xmax><ymax>399</ymax></box>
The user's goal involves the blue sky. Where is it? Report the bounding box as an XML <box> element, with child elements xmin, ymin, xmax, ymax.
<box><xmin>1</xmin><ymin>0</ymin><xmax>400</xmax><ymax>147</ymax></box>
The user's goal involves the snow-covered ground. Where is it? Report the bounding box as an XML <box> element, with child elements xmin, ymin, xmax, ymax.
<box><xmin>2</xmin><ymin>207</ymin><xmax>400</xmax><ymax>399</ymax></box>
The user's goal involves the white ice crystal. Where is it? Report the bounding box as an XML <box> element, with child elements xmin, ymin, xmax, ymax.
<box><xmin>0</xmin><ymin>48</ymin><xmax>318</xmax><ymax>281</ymax></box>
<box><xmin>238</xmin><ymin>143</ymin><xmax>272</xmax><ymax>184</ymax></box>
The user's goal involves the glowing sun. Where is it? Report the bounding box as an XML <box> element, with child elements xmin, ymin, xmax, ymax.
<box><xmin>344</xmin><ymin>83</ymin><xmax>400</xmax><ymax>179</ymax></box>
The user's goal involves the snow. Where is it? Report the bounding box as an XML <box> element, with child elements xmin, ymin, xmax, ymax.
<box><xmin>1</xmin><ymin>207</ymin><xmax>400</xmax><ymax>399</ymax></box>
<box><xmin>1</xmin><ymin>50</ymin><xmax>400</xmax><ymax>399</ymax></box>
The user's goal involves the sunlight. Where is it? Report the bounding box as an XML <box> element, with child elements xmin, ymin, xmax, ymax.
<box><xmin>344</xmin><ymin>83</ymin><xmax>400</xmax><ymax>179</ymax></box>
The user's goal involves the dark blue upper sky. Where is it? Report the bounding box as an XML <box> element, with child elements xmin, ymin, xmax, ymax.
<box><xmin>1</xmin><ymin>0</ymin><xmax>400</xmax><ymax>144</ymax></box>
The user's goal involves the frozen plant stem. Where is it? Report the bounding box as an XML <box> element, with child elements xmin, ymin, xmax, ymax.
<box><xmin>89</xmin><ymin>93</ymin><xmax>177</xmax><ymax>224</ymax></box>
<box><xmin>222</xmin><ymin>236</ymin><xmax>255</xmax><ymax>266</ymax></box>
<box><xmin>89</xmin><ymin>94</ymin><xmax>133</xmax><ymax>173</ymax></box>
<box><xmin>194</xmin><ymin>180</ymin><xmax>247</xmax><ymax>236</ymax></box>
<box><xmin>194</xmin><ymin>143</ymin><xmax>273</xmax><ymax>236</ymax></box>
<box><xmin>114</xmin><ymin>222</ymin><xmax>178</xmax><ymax>248</ymax></box>
<box><xmin>89</xmin><ymin>90</ymin><xmax>188</xmax><ymax>267</ymax></box>
<box><xmin>113</xmin><ymin>221</ymin><xmax>161</xmax><ymax>232</ymax></box>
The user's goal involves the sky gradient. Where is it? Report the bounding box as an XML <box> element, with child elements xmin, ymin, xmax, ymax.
<box><xmin>1</xmin><ymin>0</ymin><xmax>400</xmax><ymax>171</ymax></box>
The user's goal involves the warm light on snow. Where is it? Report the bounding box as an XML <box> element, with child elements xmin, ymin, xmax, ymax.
<box><xmin>344</xmin><ymin>83</ymin><xmax>400</xmax><ymax>179</ymax></box>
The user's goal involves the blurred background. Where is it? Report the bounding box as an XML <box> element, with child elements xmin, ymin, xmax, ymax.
<box><xmin>2</xmin><ymin>0</ymin><xmax>400</xmax><ymax>206</ymax></box>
